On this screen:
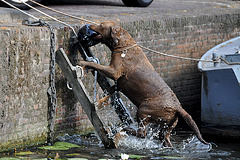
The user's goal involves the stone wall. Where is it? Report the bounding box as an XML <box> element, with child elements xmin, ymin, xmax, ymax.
<box><xmin>0</xmin><ymin>26</ymin><xmax>50</xmax><ymax>151</ymax></box>
<box><xmin>0</xmin><ymin>26</ymin><xmax>93</xmax><ymax>151</ymax></box>
<box><xmin>1</xmin><ymin>13</ymin><xmax>240</xmax><ymax>151</ymax></box>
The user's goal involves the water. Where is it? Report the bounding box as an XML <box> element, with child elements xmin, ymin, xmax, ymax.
<box><xmin>1</xmin><ymin>131</ymin><xmax>240</xmax><ymax>160</ymax></box>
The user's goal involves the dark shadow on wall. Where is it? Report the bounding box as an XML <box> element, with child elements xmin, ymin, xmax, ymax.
<box><xmin>53</xmin><ymin>34</ymin><xmax>94</xmax><ymax>137</ymax></box>
<box><xmin>55</xmin><ymin>75</ymin><xmax>80</xmax><ymax>135</ymax></box>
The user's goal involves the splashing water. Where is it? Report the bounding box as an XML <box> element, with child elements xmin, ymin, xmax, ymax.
<box><xmin>180</xmin><ymin>135</ymin><xmax>212</xmax><ymax>153</ymax></box>
<box><xmin>106</xmin><ymin>121</ymin><xmax>211</xmax><ymax>156</ymax></box>
<box><xmin>116</xmin><ymin>134</ymin><xmax>163</xmax><ymax>151</ymax></box>
<box><xmin>115</xmin><ymin>131</ymin><xmax>211</xmax><ymax>154</ymax></box>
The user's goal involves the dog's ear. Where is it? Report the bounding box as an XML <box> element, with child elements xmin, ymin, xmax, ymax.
<box><xmin>110</xmin><ymin>26</ymin><xmax>120</xmax><ymax>46</ymax></box>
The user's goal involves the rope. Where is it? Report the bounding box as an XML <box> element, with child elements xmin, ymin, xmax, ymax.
<box><xmin>138</xmin><ymin>44</ymin><xmax>240</xmax><ymax>65</ymax></box>
<box><xmin>1</xmin><ymin>0</ymin><xmax>39</xmax><ymax>20</ymax></box>
<box><xmin>28</xmin><ymin>0</ymin><xmax>98</xmax><ymax>25</ymax></box>
<box><xmin>137</xmin><ymin>44</ymin><xmax>217</xmax><ymax>63</ymax></box>
<box><xmin>113</xmin><ymin>43</ymin><xmax>138</xmax><ymax>54</ymax></box>
<box><xmin>219</xmin><ymin>57</ymin><xmax>240</xmax><ymax>65</ymax></box>
<box><xmin>18</xmin><ymin>0</ymin><xmax>78</xmax><ymax>37</ymax></box>
<box><xmin>113</xmin><ymin>42</ymin><xmax>219</xmax><ymax>63</ymax></box>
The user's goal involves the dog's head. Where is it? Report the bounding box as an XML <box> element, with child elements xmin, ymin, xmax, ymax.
<box><xmin>89</xmin><ymin>21</ymin><xmax>118</xmax><ymax>48</ymax></box>
<box><xmin>89</xmin><ymin>21</ymin><xmax>134</xmax><ymax>50</ymax></box>
<box><xmin>78</xmin><ymin>24</ymin><xmax>101</xmax><ymax>47</ymax></box>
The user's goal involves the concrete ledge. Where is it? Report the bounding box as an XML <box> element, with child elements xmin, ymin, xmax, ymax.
<box><xmin>0</xmin><ymin>7</ymin><xmax>29</xmax><ymax>24</ymax></box>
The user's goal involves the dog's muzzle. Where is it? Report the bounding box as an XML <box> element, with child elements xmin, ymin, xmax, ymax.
<box><xmin>78</xmin><ymin>24</ymin><xmax>101</xmax><ymax>47</ymax></box>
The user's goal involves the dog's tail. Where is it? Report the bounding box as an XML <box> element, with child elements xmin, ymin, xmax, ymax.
<box><xmin>177</xmin><ymin>108</ymin><xmax>209</xmax><ymax>145</ymax></box>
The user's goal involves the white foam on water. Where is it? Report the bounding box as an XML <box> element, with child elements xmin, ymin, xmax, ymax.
<box><xmin>116</xmin><ymin>134</ymin><xmax>163</xmax><ymax>151</ymax></box>
<box><xmin>180</xmin><ymin>135</ymin><xmax>212</xmax><ymax>153</ymax></box>
<box><xmin>114</xmin><ymin>128</ymin><xmax>213</xmax><ymax>155</ymax></box>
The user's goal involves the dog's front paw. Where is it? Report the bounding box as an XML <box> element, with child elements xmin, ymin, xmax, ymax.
<box><xmin>78</xmin><ymin>61</ymin><xmax>88</xmax><ymax>67</ymax></box>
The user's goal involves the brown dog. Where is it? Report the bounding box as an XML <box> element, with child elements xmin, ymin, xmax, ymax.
<box><xmin>79</xmin><ymin>21</ymin><xmax>208</xmax><ymax>147</ymax></box>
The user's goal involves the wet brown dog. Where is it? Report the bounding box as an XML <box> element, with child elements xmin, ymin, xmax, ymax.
<box><xmin>79</xmin><ymin>21</ymin><xmax>208</xmax><ymax>147</ymax></box>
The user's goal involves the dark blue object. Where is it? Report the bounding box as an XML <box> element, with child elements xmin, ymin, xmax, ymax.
<box><xmin>198</xmin><ymin>36</ymin><xmax>240</xmax><ymax>137</ymax></box>
<box><xmin>78</xmin><ymin>24</ymin><xmax>100</xmax><ymax>47</ymax></box>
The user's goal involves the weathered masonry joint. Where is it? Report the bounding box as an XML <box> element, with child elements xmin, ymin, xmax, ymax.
<box><xmin>1</xmin><ymin>13</ymin><xmax>240</xmax><ymax>151</ymax></box>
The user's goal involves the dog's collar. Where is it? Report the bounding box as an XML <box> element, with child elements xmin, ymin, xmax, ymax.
<box><xmin>112</xmin><ymin>43</ymin><xmax>138</xmax><ymax>57</ymax></box>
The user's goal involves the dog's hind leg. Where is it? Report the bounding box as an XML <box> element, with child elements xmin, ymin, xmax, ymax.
<box><xmin>95</xmin><ymin>94</ymin><xmax>111</xmax><ymax>109</ymax></box>
<box><xmin>136</xmin><ymin>113</ymin><xmax>151</xmax><ymax>138</ymax></box>
<box><xmin>162</xmin><ymin>117</ymin><xmax>178</xmax><ymax>147</ymax></box>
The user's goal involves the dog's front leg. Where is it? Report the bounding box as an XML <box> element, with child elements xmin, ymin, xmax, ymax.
<box><xmin>79</xmin><ymin>61</ymin><xmax>120</xmax><ymax>80</ymax></box>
